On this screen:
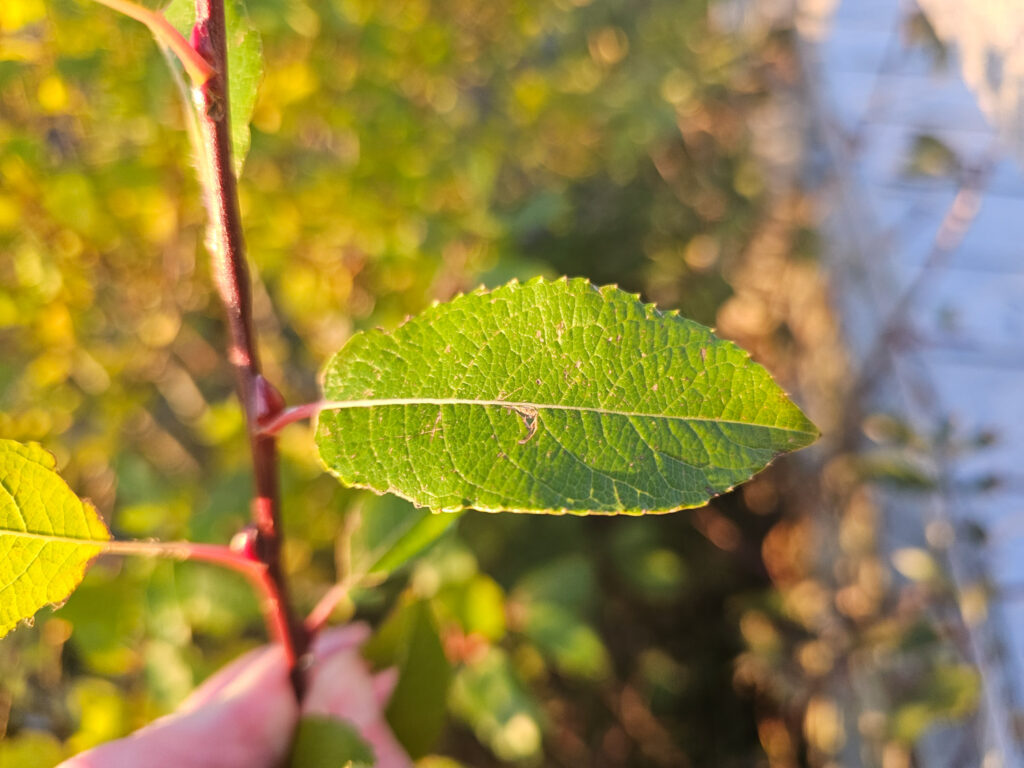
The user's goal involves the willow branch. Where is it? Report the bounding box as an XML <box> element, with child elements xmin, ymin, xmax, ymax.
<box><xmin>191</xmin><ymin>0</ymin><xmax>309</xmax><ymax>698</ymax></box>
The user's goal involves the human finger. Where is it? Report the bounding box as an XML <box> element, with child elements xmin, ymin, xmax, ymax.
<box><xmin>59</xmin><ymin>647</ymin><xmax>298</xmax><ymax>768</ymax></box>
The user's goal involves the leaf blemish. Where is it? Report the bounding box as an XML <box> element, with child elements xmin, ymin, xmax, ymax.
<box><xmin>428</xmin><ymin>410</ymin><xmax>443</xmax><ymax>442</ymax></box>
<box><xmin>510</xmin><ymin>405</ymin><xmax>539</xmax><ymax>444</ymax></box>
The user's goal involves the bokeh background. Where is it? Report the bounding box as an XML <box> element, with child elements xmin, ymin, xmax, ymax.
<box><xmin>0</xmin><ymin>0</ymin><xmax>1005</xmax><ymax>766</ymax></box>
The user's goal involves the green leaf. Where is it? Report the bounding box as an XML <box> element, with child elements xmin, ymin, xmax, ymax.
<box><xmin>448</xmin><ymin>647</ymin><xmax>544</xmax><ymax>762</ymax></box>
<box><xmin>349</xmin><ymin>493</ymin><xmax>462</xmax><ymax>584</ymax></box>
<box><xmin>163</xmin><ymin>0</ymin><xmax>263</xmax><ymax>175</ymax></box>
<box><xmin>0</xmin><ymin>730</ymin><xmax>66</xmax><ymax>768</ymax></box>
<box><xmin>316</xmin><ymin>278</ymin><xmax>818</xmax><ymax>515</ymax></box>
<box><xmin>0</xmin><ymin>440</ymin><xmax>111</xmax><ymax>638</ymax></box>
<box><xmin>520</xmin><ymin>602</ymin><xmax>610</xmax><ymax>681</ymax></box>
<box><xmin>287</xmin><ymin>716</ymin><xmax>375</xmax><ymax>768</ymax></box>
<box><xmin>892</xmin><ymin>664</ymin><xmax>980</xmax><ymax>744</ymax></box>
<box><xmin>513</xmin><ymin>554</ymin><xmax>597</xmax><ymax>616</ymax></box>
<box><xmin>363</xmin><ymin>599</ymin><xmax>452</xmax><ymax>759</ymax></box>
<box><xmin>436</xmin><ymin>574</ymin><xmax>506</xmax><ymax>642</ymax></box>
<box><xmin>512</xmin><ymin>556</ymin><xmax>609</xmax><ymax>680</ymax></box>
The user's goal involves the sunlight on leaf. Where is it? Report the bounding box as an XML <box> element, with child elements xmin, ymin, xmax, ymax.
<box><xmin>0</xmin><ymin>440</ymin><xmax>111</xmax><ymax>638</ymax></box>
<box><xmin>316</xmin><ymin>278</ymin><xmax>818</xmax><ymax>515</ymax></box>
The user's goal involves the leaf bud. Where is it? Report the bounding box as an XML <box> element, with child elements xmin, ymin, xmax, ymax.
<box><xmin>252</xmin><ymin>374</ymin><xmax>286</xmax><ymax>427</ymax></box>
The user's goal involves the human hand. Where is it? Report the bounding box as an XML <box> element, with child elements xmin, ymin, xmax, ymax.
<box><xmin>59</xmin><ymin>623</ymin><xmax>412</xmax><ymax>768</ymax></box>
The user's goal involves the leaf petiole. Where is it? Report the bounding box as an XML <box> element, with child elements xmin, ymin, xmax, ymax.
<box><xmin>101</xmin><ymin>538</ymin><xmax>267</xmax><ymax>580</ymax></box>
<box><xmin>101</xmin><ymin>538</ymin><xmax>306</xmax><ymax>649</ymax></box>
<box><xmin>91</xmin><ymin>0</ymin><xmax>215</xmax><ymax>85</ymax></box>
<box><xmin>304</xmin><ymin>579</ymin><xmax>354</xmax><ymax>634</ymax></box>
<box><xmin>256</xmin><ymin>401</ymin><xmax>323</xmax><ymax>435</ymax></box>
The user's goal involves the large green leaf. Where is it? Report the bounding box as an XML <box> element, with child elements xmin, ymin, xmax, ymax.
<box><xmin>164</xmin><ymin>0</ymin><xmax>262</xmax><ymax>175</ymax></box>
<box><xmin>316</xmin><ymin>278</ymin><xmax>817</xmax><ymax>515</ymax></box>
<box><xmin>0</xmin><ymin>440</ymin><xmax>111</xmax><ymax>638</ymax></box>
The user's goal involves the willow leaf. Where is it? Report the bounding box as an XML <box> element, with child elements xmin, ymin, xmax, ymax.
<box><xmin>316</xmin><ymin>278</ymin><xmax>817</xmax><ymax>515</ymax></box>
<box><xmin>0</xmin><ymin>440</ymin><xmax>111</xmax><ymax>638</ymax></box>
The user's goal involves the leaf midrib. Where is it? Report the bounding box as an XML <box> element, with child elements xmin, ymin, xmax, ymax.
<box><xmin>0</xmin><ymin>528</ymin><xmax>108</xmax><ymax>546</ymax></box>
<box><xmin>317</xmin><ymin>397</ymin><xmax>814</xmax><ymax>436</ymax></box>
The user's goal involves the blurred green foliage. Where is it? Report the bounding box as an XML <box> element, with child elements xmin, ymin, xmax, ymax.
<box><xmin>0</xmin><ymin>0</ymin><xmax>866</xmax><ymax>765</ymax></box>
<box><xmin>288</xmin><ymin>715</ymin><xmax>375</xmax><ymax>768</ymax></box>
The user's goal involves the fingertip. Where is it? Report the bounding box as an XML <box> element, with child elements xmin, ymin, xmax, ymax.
<box><xmin>372</xmin><ymin>667</ymin><xmax>400</xmax><ymax>706</ymax></box>
<box><xmin>178</xmin><ymin>644</ymin><xmax>284</xmax><ymax>713</ymax></box>
<box><xmin>311</xmin><ymin>621</ymin><xmax>372</xmax><ymax>658</ymax></box>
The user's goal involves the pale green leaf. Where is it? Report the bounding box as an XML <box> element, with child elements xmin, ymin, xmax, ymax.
<box><xmin>349</xmin><ymin>493</ymin><xmax>462</xmax><ymax>583</ymax></box>
<box><xmin>448</xmin><ymin>647</ymin><xmax>544</xmax><ymax>762</ymax></box>
<box><xmin>316</xmin><ymin>278</ymin><xmax>818</xmax><ymax>515</ymax></box>
<box><xmin>0</xmin><ymin>440</ymin><xmax>111</xmax><ymax>638</ymax></box>
<box><xmin>0</xmin><ymin>731</ymin><xmax>66</xmax><ymax>768</ymax></box>
<box><xmin>164</xmin><ymin>0</ymin><xmax>263</xmax><ymax>175</ymax></box>
<box><xmin>287</xmin><ymin>716</ymin><xmax>375</xmax><ymax>768</ymax></box>
<box><xmin>521</xmin><ymin>602</ymin><xmax>611</xmax><ymax>681</ymax></box>
<box><xmin>513</xmin><ymin>556</ymin><xmax>609</xmax><ymax>680</ymax></box>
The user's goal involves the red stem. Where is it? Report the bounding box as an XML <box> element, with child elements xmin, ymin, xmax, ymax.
<box><xmin>305</xmin><ymin>580</ymin><xmax>353</xmax><ymax>634</ymax></box>
<box><xmin>91</xmin><ymin>0</ymin><xmax>215</xmax><ymax>85</ymax></box>
<box><xmin>192</xmin><ymin>0</ymin><xmax>309</xmax><ymax>698</ymax></box>
<box><xmin>102</xmin><ymin>539</ymin><xmax>267</xmax><ymax>582</ymax></box>
<box><xmin>258</xmin><ymin>401</ymin><xmax>322</xmax><ymax>436</ymax></box>
<box><xmin>102</xmin><ymin>540</ymin><xmax>302</xmax><ymax>648</ymax></box>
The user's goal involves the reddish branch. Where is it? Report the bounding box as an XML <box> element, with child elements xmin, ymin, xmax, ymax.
<box><xmin>192</xmin><ymin>0</ymin><xmax>310</xmax><ymax>697</ymax></box>
<box><xmin>102</xmin><ymin>539</ymin><xmax>268</xmax><ymax>582</ymax></box>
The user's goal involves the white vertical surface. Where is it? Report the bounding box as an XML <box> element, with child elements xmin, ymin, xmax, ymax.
<box><xmin>802</xmin><ymin>0</ymin><xmax>1024</xmax><ymax>764</ymax></box>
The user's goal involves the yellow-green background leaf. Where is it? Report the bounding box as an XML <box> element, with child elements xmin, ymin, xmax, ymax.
<box><xmin>0</xmin><ymin>439</ymin><xmax>110</xmax><ymax>638</ymax></box>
